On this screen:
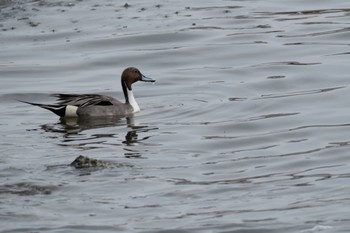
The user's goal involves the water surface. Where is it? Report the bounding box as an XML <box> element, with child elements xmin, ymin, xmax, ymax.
<box><xmin>1</xmin><ymin>0</ymin><xmax>350</xmax><ymax>232</ymax></box>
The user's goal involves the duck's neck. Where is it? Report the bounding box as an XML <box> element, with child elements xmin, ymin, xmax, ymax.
<box><xmin>122</xmin><ymin>80</ymin><xmax>140</xmax><ymax>113</ymax></box>
<box><xmin>127</xmin><ymin>88</ymin><xmax>140</xmax><ymax>112</ymax></box>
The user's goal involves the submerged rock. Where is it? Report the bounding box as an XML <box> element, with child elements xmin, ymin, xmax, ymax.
<box><xmin>70</xmin><ymin>155</ymin><xmax>114</xmax><ymax>169</ymax></box>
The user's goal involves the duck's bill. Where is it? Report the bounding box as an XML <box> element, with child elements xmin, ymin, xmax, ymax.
<box><xmin>141</xmin><ymin>74</ymin><xmax>156</xmax><ymax>82</ymax></box>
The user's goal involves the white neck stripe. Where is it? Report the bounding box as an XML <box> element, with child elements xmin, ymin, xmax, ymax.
<box><xmin>127</xmin><ymin>89</ymin><xmax>140</xmax><ymax>113</ymax></box>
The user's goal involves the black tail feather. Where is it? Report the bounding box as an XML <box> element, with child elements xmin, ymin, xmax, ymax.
<box><xmin>18</xmin><ymin>100</ymin><xmax>66</xmax><ymax>117</ymax></box>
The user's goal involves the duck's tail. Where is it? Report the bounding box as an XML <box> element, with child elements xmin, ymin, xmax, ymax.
<box><xmin>18</xmin><ymin>100</ymin><xmax>66</xmax><ymax>117</ymax></box>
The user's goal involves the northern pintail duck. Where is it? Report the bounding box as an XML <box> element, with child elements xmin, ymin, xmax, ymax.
<box><xmin>21</xmin><ymin>67</ymin><xmax>155</xmax><ymax>118</ymax></box>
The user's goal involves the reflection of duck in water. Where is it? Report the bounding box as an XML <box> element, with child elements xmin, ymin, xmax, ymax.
<box><xmin>20</xmin><ymin>67</ymin><xmax>155</xmax><ymax>118</ymax></box>
<box><xmin>59</xmin><ymin>115</ymin><xmax>130</xmax><ymax>133</ymax></box>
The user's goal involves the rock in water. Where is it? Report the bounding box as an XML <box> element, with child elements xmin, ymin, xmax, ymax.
<box><xmin>70</xmin><ymin>155</ymin><xmax>113</xmax><ymax>169</ymax></box>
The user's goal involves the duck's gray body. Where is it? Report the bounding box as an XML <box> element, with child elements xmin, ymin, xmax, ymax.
<box><xmin>78</xmin><ymin>104</ymin><xmax>133</xmax><ymax>117</ymax></box>
<box><xmin>21</xmin><ymin>67</ymin><xmax>155</xmax><ymax>118</ymax></box>
<box><xmin>54</xmin><ymin>93</ymin><xmax>134</xmax><ymax>117</ymax></box>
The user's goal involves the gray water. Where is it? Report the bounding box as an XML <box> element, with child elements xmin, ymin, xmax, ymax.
<box><xmin>1</xmin><ymin>0</ymin><xmax>350</xmax><ymax>232</ymax></box>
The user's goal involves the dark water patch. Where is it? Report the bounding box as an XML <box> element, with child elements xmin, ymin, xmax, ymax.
<box><xmin>188</xmin><ymin>26</ymin><xmax>224</xmax><ymax>30</ymax></box>
<box><xmin>34</xmin><ymin>0</ymin><xmax>77</xmax><ymax>8</ymax></box>
<box><xmin>190</xmin><ymin>6</ymin><xmax>242</xmax><ymax>11</ymax></box>
<box><xmin>273</xmin><ymin>16</ymin><xmax>311</xmax><ymax>22</ymax></box>
<box><xmin>203</xmin><ymin>135</ymin><xmax>239</xmax><ymax>140</ymax></box>
<box><xmin>258</xmin><ymin>8</ymin><xmax>350</xmax><ymax>16</ymax></box>
<box><xmin>0</xmin><ymin>167</ymin><xmax>27</xmax><ymax>178</ymax></box>
<box><xmin>247</xmin><ymin>112</ymin><xmax>299</xmax><ymax>122</ymax></box>
<box><xmin>74</xmin><ymin>32</ymin><xmax>201</xmax><ymax>50</ymax></box>
<box><xmin>27</xmin><ymin>20</ymin><xmax>40</xmax><ymax>27</ymax></box>
<box><xmin>0</xmin><ymin>0</ymin><xmax>77</xmax><ymax>21</ymax></box>
<box><xmin>289</xmin><ymin>123</ymin><xmax>350</xmax><ymax>132</ymax></box>
<box><xmin>2</xmin><ymin>225</ymin><xmax>126</xmax><ymax>233</ymax></box>
<box><xmin>227</xmin><ymin>30</ymin><xmax>284</xmax><ymax>36</ymax></box>
<box><xmin>266</xmin><ymin>75</ymin><xmax>286</xmax><ymax>79</ymax></box>
<box><xmin>219</xmin><ymin>147</ymin><xmax>325</xmax><ymax>162</ymax></box>
<box><xmin>284</xmin><ymin>42</ymin><xmax>350</xmax><ymax>46</ymax></box>
<box><xmin>328</xmin><ymin>51</ymin><xmax>350</xmax><ymax>56</ymax></box>
<box><xmin>252</xmin><ymin>61</ymin><xmax>321</xmax><ymax>67</ymax></box>
<box><xmin>277</xmin><ymin>27</ymin><xmax>350</xmax><ymax>38</ymax></box>
<box><xmin>169</xmin><ymin>173</ymin><xmax>282</xmax><ymax>185</ymax></box>
<box><xmin>228</xmin><ymin>97</ymin><xmax>248</xmax><ymax>101</ymax></box>
<box><xmin>0</xmin><ymin>182</ymin><xmax>55</xmax><ymax>196</ymax></box>
<box><xmin>257</xmin><ymin>86</ymin><xmax>345</xmax><ymax>99</ymax></box>
<box><xmin>300</xmin><ymin>21</ymin><xmax>344</xmax><ymax>25</ymax></box>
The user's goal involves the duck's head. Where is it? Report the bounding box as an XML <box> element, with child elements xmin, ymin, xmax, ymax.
<box><xmin>122</xmin><ymin>67</ymin><xmax>155</xmax><ymax>90</ymax></box>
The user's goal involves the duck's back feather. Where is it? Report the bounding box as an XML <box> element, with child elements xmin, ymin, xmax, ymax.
<box><xmin>52</xmin><ymin>94</ymin><xmax>122</xmax><ymax>107</ymax></box>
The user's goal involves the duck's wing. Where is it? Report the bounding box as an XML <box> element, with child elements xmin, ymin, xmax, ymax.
<box><xmin>52</xmin><ymin>94</ymin><xmax>122</xmax><ymax>107</ymax></box>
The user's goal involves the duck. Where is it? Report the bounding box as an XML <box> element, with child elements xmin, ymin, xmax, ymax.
<box><xmin>20</xmin><ymin>67</ymin><xmax>155</xmax><ymax>118</ymax></box>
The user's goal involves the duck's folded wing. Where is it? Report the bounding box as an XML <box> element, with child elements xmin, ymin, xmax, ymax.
<box><xmin>52</xmin><ymin>94</ymin><xmax>121</xmax><ymax>107</ymax></box>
